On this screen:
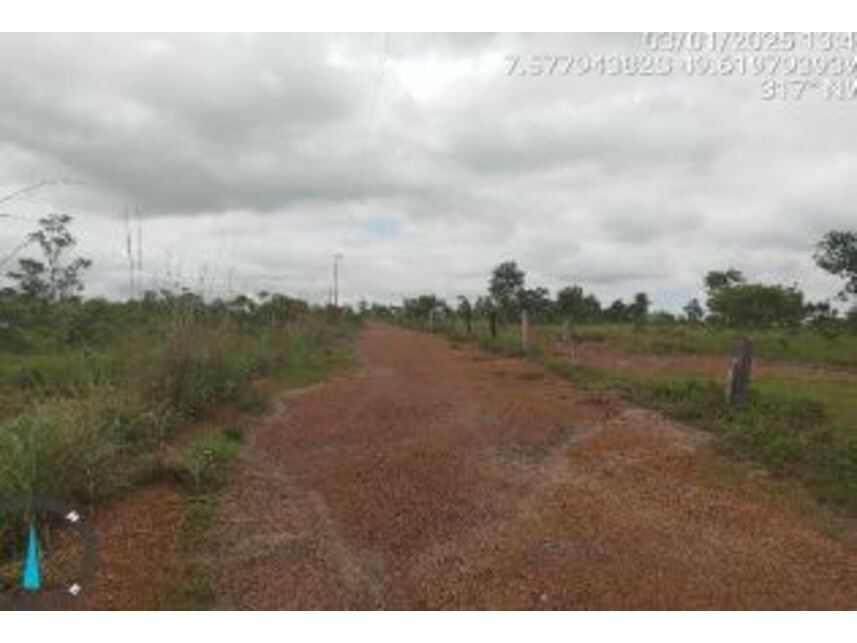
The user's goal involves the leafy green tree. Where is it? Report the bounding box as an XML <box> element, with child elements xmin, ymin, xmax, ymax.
<box><xmin>402</xmin><ymin>294</ymin><xmax>446</xmax><ymax>320</ymax></box>
<box><xmin>604</xmin><ymin>299</ymin><xmax>629</xmax><ymax>323</ymax></box>
<box><xmin>708</xmin><ymin>283</ymin><xmax>805</xmax><ymax>327</ymax></box>
<box><xmin>704</xmin><ymin>268</ymin><xmax>805</xmax><ymax>327</ymax></box>
<box><xmin>814</xmin><ymin>231</ymin><xmax>857</xmax><ymax>299</ymax></box>
<box><xmin>6</xmin><ymin>258</ymin><xmax>49</xmax><ymax>301</ymax></box>
<box><xmin>557</xmin><ymin>285</ymin><xmax>601</xmax><ymax>323</ymax></box>
<box><xmin>473</xmin><ymin>295</ymin><xmax>495</xmax><ymax>318</ymax></box>
<box><xmin>519</xmin><ymin>286</ymin><xmax>552</xmax><ymax>320</ymax></box>
<box><xmin>456</xmin><ymin>295</ymin><xmax>472</xmax><ymax>318</ymax></box>
<box><xmin>683</xmin><ymin>297</ymin><xmax>704</xmax><ymax>323</ymax></box>
<box><xmin>629</xmin><ymin>292</ymin><xmax>650</xmax><ymax>324</ymax></box>
<box><xmin>488</xmin><ymin>261</ymin><xmax>525</xmax><ymax>321</ymax></box>
<box><xmin>7</xmin><ymin>214</ymin><xmax>91</xmax><ymax>302</ymax></box>
<box><xmin>704</xmin><ymin>269</ymin><xmax>745</xmax><ymax>295</ymax></box>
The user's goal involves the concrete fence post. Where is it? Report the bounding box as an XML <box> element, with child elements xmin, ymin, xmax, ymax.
<box><xmin>726</xmin><ymin>337</ymin><xmax>753</xmax><ymax>406</ymax></box>
<box><xmin>521</xmin><ymin>309</ymin><xmax>530</xmax><ymax>353</ymax></box>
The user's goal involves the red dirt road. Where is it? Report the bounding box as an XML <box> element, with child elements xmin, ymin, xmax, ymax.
<box><xmin>206</xmin><ymin>324</ymin><xmax>857</xmax><ymax>609</ymax></box>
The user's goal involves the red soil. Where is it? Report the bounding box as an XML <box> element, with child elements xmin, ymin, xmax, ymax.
<box><xmin>198</xmin><ymin>324</ymin><xmax>857</xmax><ymax>609</ymax></box>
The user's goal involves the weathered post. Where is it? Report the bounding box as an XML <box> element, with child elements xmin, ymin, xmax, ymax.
<box><xmin>428</xmin><ymin>308</ymin><xmax>435</xmax><ymax>334</ymax></box>
<box><xmin>490</xmin><ymin>311</ymin><xmax>497</xmax><ymax>339</ymax></box>
<box><xmin>562</xmin><ymin>318</ymin><xmax>576</xmax><ymax>360</ymax></box>
<box><xmin>521</xmin><ymin>309</ymin><xmax>530</xmax><ymax>353</ymax></box>
<box><xmin>726</xmin><ymin>337</ymin><xmax>753</xmax><ymax>406</ymax></box>
<box><xmin>465</xmin><ymin>306</ymin><xmax>472</xmax><ymax>335</ymax></box>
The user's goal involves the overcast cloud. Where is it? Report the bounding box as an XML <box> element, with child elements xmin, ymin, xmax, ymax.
<box><xmin>0</xmin><ymin>33</ymin><xmax>853</xmax><ymax>310</ymax></box>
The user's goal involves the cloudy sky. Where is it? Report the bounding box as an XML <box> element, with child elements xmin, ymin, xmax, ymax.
<box><xmin>0</xmin><ymin>33</ymin><xmax>853</xmax><ymax>310</ymax></box>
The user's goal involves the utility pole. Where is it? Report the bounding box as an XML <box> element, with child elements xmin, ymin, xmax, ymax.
<box><xmin>333</xmin><ymin>253</ymin><xmax>344</xmax><ymax>308</ymax></box>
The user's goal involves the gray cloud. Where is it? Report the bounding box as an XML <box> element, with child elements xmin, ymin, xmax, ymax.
<box><xmin>0</xmin><ymin>33</ymin><xmax>853</xmax><ymax>309</ymax></box>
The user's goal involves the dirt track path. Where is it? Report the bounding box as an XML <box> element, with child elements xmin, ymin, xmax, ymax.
<box><xmin>206</xmin><ymin>323</ymin><xmax>857</xmax><ymax>609</ymax></box>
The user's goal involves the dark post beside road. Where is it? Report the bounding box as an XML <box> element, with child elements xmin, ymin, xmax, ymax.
<box><xmin>521</xmin><ymin>309</ymin><xmax>530</xmax><ymax>353</ymax></box>
<box><xmin>726</xmin><ymin>337</ymin><xmax>753</xmax><ymax>406</ymax></box>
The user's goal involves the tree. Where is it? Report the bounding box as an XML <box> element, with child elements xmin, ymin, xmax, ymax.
<box><xmin>6</xmin><ymin>258</ymin><xmax>50</xmax><ymax>301</ymax></box>
<box><xmin>704</xmin><ymin>269</ymin><xmax>745</xmax><ymax>295</ymax></box>
<box><xmin>708</xmin><ymin>282</ymin><xmax>805</xmax><ymax>327</ymax></box>
<box><xmin>814</xmin><ymin>231</ymin><xmax>857</xmax><ymax>299</ymax></box>
<box><xmin>629</xmin><ymin>292</ymin><xmax>650</xmax><ymax>324</ymax></box>
<box><xmin>473</xmin><ymin>295</ymin><xmax>495</xmax><ymax>318</ymax></box>
<box><xmin>557</xmin><ymin>285</ymin><xmax>585</xmax><ymax>320</ymax></box>
<box><xmin>557</xmin><ymin>285</ymin><xmax>601</xmax><ymax>323</ymax></box>
<box><xmin>604</xmin><ymin>299</ymin><xmax>629</xmax><ymax>323</ymax></box>
<box><xmin>582</xmin><ymin>294</ymin><xmax>602</xmax><ymax>321</ymax></box>
<box><xmin>402</xmin><ymin>294</ymin><xmax>446</xmax><ymax>320</ymax></box>
<box><xmin>488</xmin><ymin>261</ymin><xmax>525</xmax><ymax>321</ymax></box>
<box><xmin>683</xmin><ymin>297</ymin><xmax>704</xmax><ymax>323</ymax></box>
<box><xmin>456</xmin><ymin>295</ymin><xmax>473</xmax><ymax>332</ymax></box>
<box><xmin>7</xmin><ymin>214</ymin><xmax>91</xmax><ymax>302</ymax></box>
<box><xmin>456</xmin><ymin>295</ymin><xmax>472</xmax><ymax>315</ymax></box>
<box><xmin>519</xmin><ymin>286</ymin><xmax>552</xmax><ymax>320</ymax></box>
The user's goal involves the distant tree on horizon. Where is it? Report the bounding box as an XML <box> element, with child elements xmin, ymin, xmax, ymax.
<box><xmin>6</xmin><ymin>214</ymin><xmax>91</xmax><ymax>303</ymax></box>
<box><xmin>488</xmin><ymin>261</ymin><xmax>526</xmax><ymax>321</ymax></box>
<box><xmin>683</xmin><ymin>298</ymin><xmax>705</xmax><ymax>323</ymax></box>
<box><xmin>815</xmin><ymin>230</ymin><xmax>857</xmax><ymax>300</ymax></box>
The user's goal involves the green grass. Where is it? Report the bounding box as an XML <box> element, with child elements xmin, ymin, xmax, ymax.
<box><xmin>0</xmin><ymin>315</ymin><xmax>358</xmax><ymax>504</ymax></box>
<box><xmin>567</xmin><ymin>323</ymin><xmax>857</xmax><ymax>370</ymax></box>
<box><xmin>429</xmin><ymin>317</ymin><xmax>857</xmax><ymax>511</ymax></box>
<box><xmin>542</xmin><ymin>362</ymin><xmax>857</xmax><ymax>510</ymax></box>
<box><xmin>179</xmin><ymin>428</ymin><xmax>244</xmax><ymax>495</ymax></box>
<box><xmin>167</xmin><ymin>426</ymin><xmax>245</xmax><ymax>610</ymax></box>
<box><xmin>151</xmin><ymin>322</ymin><xmax>355</xmax><ymax>610</ymax></box>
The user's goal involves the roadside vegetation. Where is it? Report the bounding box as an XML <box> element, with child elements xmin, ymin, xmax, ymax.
<box><xmin>386</xmin><ymin>229</ymin><xmax>857</xmax><ymax>511</ymax></box>
<box><xmin>0</xmin><ymin>214</ymin><xmax>358</xmax><ymax>506</ymax></box>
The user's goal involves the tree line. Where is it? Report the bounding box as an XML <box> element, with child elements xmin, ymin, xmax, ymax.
<box><xmin>393</xmin><ymin>230</ymin><xmax>857</xmax><ymax>332</ymax></box>
<box><xmin>3</xmin><ymin>214</ymin><xmax>857</xmax><ymax>337</ymax></box>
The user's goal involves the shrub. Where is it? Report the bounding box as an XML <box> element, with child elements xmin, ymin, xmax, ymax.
<box><xmin>179</xmin><ymin>430</ymin><xmax>242</xmax><ymax>495</ymax></box>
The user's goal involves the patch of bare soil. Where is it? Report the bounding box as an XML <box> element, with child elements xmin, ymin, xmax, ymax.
<box><xmin>74</xmin><ymin>484</ymin><xmax>184</xmax><ymax>610</ymax></box>
<box><xmin>205</xmin><ymin>324</ymin><xmax>857</xmax><ymax>609</ymax></box>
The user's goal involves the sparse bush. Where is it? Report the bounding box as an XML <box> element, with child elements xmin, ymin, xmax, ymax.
<box><xmin>0</xmin><ymin>296</ymin><xmax>357</xmax><ymax>504</ymax></box>
<box><xmin>179</xmin><ymin>431</ymin><xmax>242</xmax><ymax>495</ymax></box>
<box><xmin>222</xmin><ymin>423</ymin><xmax>246</xmax><ymax>443</ymax></box>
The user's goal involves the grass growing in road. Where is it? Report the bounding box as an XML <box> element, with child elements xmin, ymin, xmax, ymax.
<box><xmin>166</xmin><ymin>425</ymin><xmax>245</xmax><ymax>610</ymax></box>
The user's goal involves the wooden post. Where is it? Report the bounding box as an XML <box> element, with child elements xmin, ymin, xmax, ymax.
<box><xmin>428</xmin><ymin>309</ymin><xmax>435</xmax><ymax>333</ymax></box>
<box><xmin>521</xmin><ymin>309</ymin><xmax>530</xmax><ymax>353</ymax></box>
<box><xmin>465</xmin><ymin>307</ymin><xmax>472</xmax><ymax>335</ymax></box>
<box><xmin>490</xmin><ymin>312</ymin><xmax>497</xmax><ymax>339</ymax></box>
<box><xmin>726</xmin><ymin>337</ymin><xmax>753</xmax><ymax>406</ymax></box>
